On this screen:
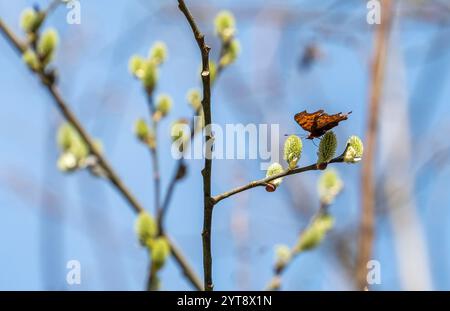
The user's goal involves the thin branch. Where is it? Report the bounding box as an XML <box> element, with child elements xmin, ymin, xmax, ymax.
<box><xmin>44</xmin><ymin>0</ymin><xmax>62</xmax><ymax>17</ymax></box>
<box><xmin>0</xmin><ymin>17</ymin><xmax>202</xmax><ymax>291</ymax></box>
<box><xmin>212</xmin><ymin>157</ymin><xmax>345</xmax><ymax>205</ymax></box>
<box><xmin>157</xmin><ymin>54</ymin><xmax>226</xmax><ymax>234</ymax></box>
<box><xmin>177</xmin><ymin>0</ymin><xmax>213</xmax><ymax>291</ymax></box>
<box><xmin>357</xmin><ymin>0</ymin><xmax>393</xmax><ymax>290</ymax></box>
<box><xmin>144</xmin><ymin>92</ymin><xmax>163</xmax><ymax>290</ymax></box>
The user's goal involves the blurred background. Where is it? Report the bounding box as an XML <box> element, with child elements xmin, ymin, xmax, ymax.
<box><xmin>1</xmin><ymin>0</ymin><xmax>450</xmax><ymax>290</ymax></box>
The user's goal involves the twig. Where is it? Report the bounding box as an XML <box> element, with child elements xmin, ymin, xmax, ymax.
<box><xmin>144</xmin><ymin>86</ymin><xmax>162</xmax><ymax>291</ymax></box>
<box><xmin>213</xmin><ymin>156</ymin><xmax>345</xmax><ymax>205</ymax></box>
<box><xmin>44</xmin><ymin>0</ymin><xmax>62</xmax><ymax>17</ymax></box>
<box><xmin>146</xmin><ymin>94</ymin><xmax>161</xmax><ymax>218</ymax></box>
<box><xmin>157</xmin><ymin>58</ymin><xmax>225</xmax><ymax>235</ymax></box>
<box><xmin>177</xmin><ymin>0</ymin><xmax>214</xmax><ymax>291</ymax></box>
<box><xmin>0</xmin><ymin>17</ymin><xmax>202</xmax><ymax>291</ymax></box>
<box><xmin>357</xmin><ymin>0</ymin><xmax>393</xmax><ymax>290</ymax></box>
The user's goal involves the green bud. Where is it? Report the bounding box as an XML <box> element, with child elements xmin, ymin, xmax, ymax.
<box><xmin>129</xmin><ymin>55</ymin><xmax>146</xmax><ymax>78</ymax></box>
<box><xmin>69</xmin><ymin>137</ymin><xmax>89</xmax><ymax>161</ymax></box>
<box><xmin>317</xmin><ymin>131</ymin><xmax>337</xmax><ymax>168</ymax></box>
<box><xmin>37</xmin><ymin>28</ymin><xmax>59</xmax><ymax>66</ymax></box>
<box><xmin>344</xmin><ymin>136</ymin><xmax>364</xmax><ymax>163</ymax></box>
<box><xmin>155</xmin><ymin>94</ymin><xmax>172</xmax><ymax>117</ymax></box>
<box><xmin>20</xmin><ymin>8</ymin><xmax>44</xmax><ymax>33</ymax></box>
<box><xmin>22</xmin><ymin>49</ymin><xmax>40</xmax><ymax>71</ymax></box>
<box><xmin>214</xmin><ymin>10</ymin><xmax>236</xmax><ymax>42</ymax></box>
<box><xmin>56</xmin><ymin>123</ymin><xmax>91</xmax><ymax>170</ymax></box>
<box><xmin>57</xmin><ymin>123</ymin><xmax>77</xmax><ymax>152</ymax></box>
<box><xmin>142</xmin><ymin>61</ymin><xmax>158</xmax><ymax>90</ymax></box>
<box><xmin>274</xmin><ymin>244</ymin><xmax>291</xmax><ymax>268</ymax></box>
<box><xmin>134</xmin><ymin>118</ymin><xmax>155</xmax><ymax>148</ymax></box>
<box><xmin>265</xmin><ymin>162</ymin><xmax>284</xmax><ymax>192</ymax></box>
<box><xmin>283</xmin><ymin>135</ymin><xmax>303</xmax><ymax>169</ymax></box>
<box><xmin>151</xmin><ymin>237</ymin><xmax>171</xmax><ymax>270</ymax></box>
<box><xmin>219</xmin><ymin>40</ymin><xmax>240</xmax><ymax>67</ymax></box>
<box><xmin>135</xmin><ymin>118</ymin><xmax>149</xmax><ymax>141</ymax></box>
<box><xmin>57</xmin><ymin>152</ymin><xmax>78</xmax><ymax>172</ymax></box>
<box><xmin>171</xmin><ymin>119</ymin><xmax>190</xmax><ymax>153</ymax></box>
<box><xmin>135</xmin><ymin>212</ymin><xmax>157</xmax><ymax>246</ymax></box>
<box><xmin>187</xmin><ymin>88</ymin><xmax>202</xmax><ymax>112</ymax></box>
<box><xmin>318</xmin><ymin>168</ymin><xmax>343</xmax><ymax>205</ymax></box>
<box><xmin>295</xmin><ymin>214</ymin><xmax>334</xmax><ymax>252</ymax></box>
<box><xmin>149</xmin><ymin>41</ymin><xmax>168</xmax><ymax>65</ymax></box>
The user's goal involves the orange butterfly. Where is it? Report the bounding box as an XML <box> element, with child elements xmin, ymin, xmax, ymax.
<box><xmin>294</xmin><ymin>110</ymin><xmax>352</xmax><ymax>139</ymax></box>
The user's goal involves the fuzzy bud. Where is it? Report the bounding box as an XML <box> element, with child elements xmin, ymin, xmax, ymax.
<box><xmin>149</xmin><ymin>41</ymin><xmax>168</xmax><ymax>65</ymax></box>
<box><xmin>187</xmin><ymin>88</ymin><xmax>202</xmax><ymax>112</ymax></box>
<box><xmin>283</xmin><ymin>135</ymin><xmax>303</xmax><ymax>169</ymax></box>
<box><xmin>154</xmin><ymin>94</ymin><xmax>173</xmax><ymax>120</ymax></box>
<box><xmin>135</xmin><ymin>212</ymin><xmax>157</xmax><ymax>246</ymax></box>
<box><xmin>317</xmin><ymin>131</ymin><xmax>337</xmax><ymax>169</ymax></box>
<box><xmin>134</xmin><ymin>118</ymin><xmax>155</xmax><ymax>148</ymax></box>
<box><xmin>171</xmin><ymin>119</ymin><xmax>190</xmax><ymax>154</ymax></box>
<box><xmin>274</xmin><ymin>244</ymin><xmax>291</xmax><ymax>270</ymax></box>
<box><xmin>20</xmin><ymin>8</ymin><xmax>44</xmax><ymax>34</ymax></box>
<box><xmin>57</xmin><ymin>152</ymin><xmax>78</xmax><ymax>172</ymax></box>
<box><xmin>129</xmin><ymin>55</ymin><xmax>146</xmax><ymax>78</ymax></box>
<box><xmin>57</xmin><ymin>123</ymin><xmax>77</xmax><ymax>152</ymax></box>
<box><xmin>151</xmin><ymin>237</ymin><xmax>171</xmax><ymax>270</ymax></box>
<box><xmin>22</xmin><ymin>50</ymin><xmax>40</xmax><ymax>71</ymax></box>
<box><xmin>265</xmin><ymin>162</ymin><xmax>284</xmax><ymax>192</ymax></box>
<box><xmin>344</xmin><ymin>136</ymin><xmax>364</xmax><ymax>163</ymax></box>
<box><xmin>142</xmin><ymin>61</ymin><xmax>158</xmax><ymax>91</ymax></box>
<box><xmin>219</xmin><ymin>40</ymin><xmax>240</xmax><ymax>67</ymax></box>
<box><xmin>317</xmin><ymin>168</ymin><xmax>343</xmax><ymax>205</ymax></box>
<box><xmin>37</xmin><ymin>28</ymin><xmax>59</xmax><ymax>66</ymax></box>
<box><xmin>294</xmin><ymin>214</ymin><xmax>334</xmax><ymax>253</ymax></box>
<box><xmin>214</xmin><ymin>10</ymin><xmax>236</xmax><ymax>42</ymax></box>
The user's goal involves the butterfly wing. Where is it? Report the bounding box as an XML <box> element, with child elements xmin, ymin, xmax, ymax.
<box><xmin>316</xmin><ymin>111</ymin><xmax>352</xmax><ymax>133</ymax></box>
<box><xmin>294</xmin><ymin>109</ymin><xmax>324</xmax><ymax>132</ymax></box>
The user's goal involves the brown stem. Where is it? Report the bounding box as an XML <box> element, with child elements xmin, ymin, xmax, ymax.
<box><xmin>0</xmin><ymin>17</ymin><xmax>202</xmax><ymax>291</ymax></box>
<box><xmin>357</xmin><ymin>0</ymin><xmax>393</xmax><ymax>290</ymax></box>
<box><xmin>177</xmin><ymin>0</ymin><xmax>214</xmax><ymax>291</ymax></box>
<box><xmin>157</xmin><ymin>41</ymin><xmax>227</xmax><ymax>235</ymax></box>
<box><xmin>213</xmin><ymin>157</ymin><xmax>345</xmax><ymax>204</ymax></box>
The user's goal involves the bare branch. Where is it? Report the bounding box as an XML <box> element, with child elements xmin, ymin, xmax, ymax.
<box><xmin>177</xmin><ymin>0</ymin><xmax>214</xmax><ymax>291</ymax></box>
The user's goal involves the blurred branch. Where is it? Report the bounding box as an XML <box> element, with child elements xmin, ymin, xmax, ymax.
<box><xmin>145</xmin><ymin>89</ymin><xmax>162</xmax><ymax>291</ymax></box>
<box><xmin>357</xmin><ymin>0</ymin><xmax>393</xmax><ymax>290</ymax></box>
<box><xmin>266</xmin><ymin>202</ymin><xmax>330</xmax><ymax>291</ymax></box>
<box><xmin>0</xmin><ymin>17</ymin><xmax>203</xmax><ymax>291</ymax></box>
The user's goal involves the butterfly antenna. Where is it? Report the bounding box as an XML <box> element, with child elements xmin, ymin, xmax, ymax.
<box><xmin>283</xmin><ymin>133</ymin><xmax>306</xmax><ymax>138</ymax></box>
<box><xmin>312</xmin><ymin>137</ymin><xmax>321</xmax><ymax>147</ymax></box>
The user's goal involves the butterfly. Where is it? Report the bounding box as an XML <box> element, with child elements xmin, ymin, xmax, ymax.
<box><xmin>294</xmin><ymin>109</ymin><xmax>352</xmax><ymax>139</ymax></box>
